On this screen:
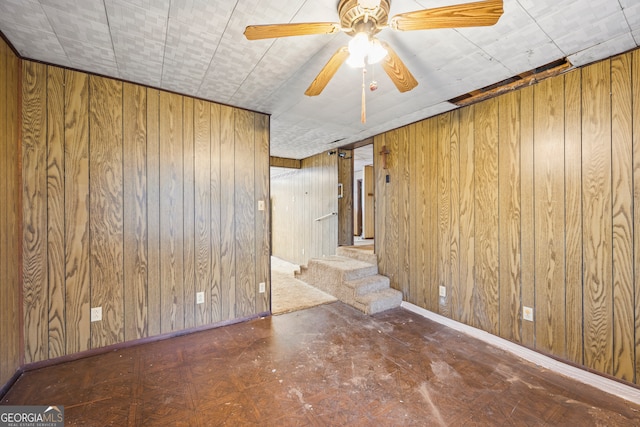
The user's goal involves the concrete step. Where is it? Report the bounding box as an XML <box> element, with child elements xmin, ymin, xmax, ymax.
<box><xmin>355</xmin><ymin>288</ymin><xmax>403</xmax><ymax>315</ymax></box>
<box><xmin>345</xmin><ymin>275</ymin><xmax>390</xmax><ymax>297</ymax></box>
<box><xmin>335</xmin><ymin>246</ymin><xmax>377</xmax><ymax>265</ymax></box>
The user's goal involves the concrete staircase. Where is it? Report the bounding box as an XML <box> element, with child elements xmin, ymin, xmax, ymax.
<box><xmin>295</xmin><ymin>247</ymin><xmax>402</xmax><ymax>315</ymax></box>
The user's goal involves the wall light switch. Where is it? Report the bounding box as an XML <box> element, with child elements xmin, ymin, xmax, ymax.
<box><xmin>523</xmin><ymin>306</ymin><xmax>534</xmax><ymax>322</ymax></box>
<box><xmin>258</xmin><ymin>200</ymin><xmax>265</xmax><ymax>211</ymax></box>
<box><xmin>259</xmin><ymin>282</ymin><xmax>266</xmax><ymax>293</ymax></box>
<box><xmin>91</xmin><ymin>307</ymin><xmax>102</xmax><ymax>322</ymax></box>
<box><xmin>196</xmin><ymin>292</ymin><xmax>205</xmax><ymax>304</ymax></box>
<box><xmin>439</xmin><ymin>286</ymin><xmax>446</xmax><ymax>298</ymax></box>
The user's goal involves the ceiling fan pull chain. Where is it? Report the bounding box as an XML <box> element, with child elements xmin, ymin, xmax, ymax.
<box><xmin>361</xmin><ymin>68</ymin><xmax>367</xmax><ymax>124</ymax></box>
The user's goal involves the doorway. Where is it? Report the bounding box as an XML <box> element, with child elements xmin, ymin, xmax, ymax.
<box><xmin>352</xmin><ymin>145</ymin><xmax>374</xmax><ymax>246</ymax></box>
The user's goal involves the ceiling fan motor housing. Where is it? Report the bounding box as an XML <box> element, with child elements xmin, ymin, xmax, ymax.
<box><xmin>339</xmin><ymin>0</ymin><xmax>390</xmax><ymax>36</ymax></box>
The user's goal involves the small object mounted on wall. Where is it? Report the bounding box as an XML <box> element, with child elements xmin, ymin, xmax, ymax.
<box><xmin>379</xmin><ymin>145</ymin><xmax>390</xmax><ymax>169</ymax></box>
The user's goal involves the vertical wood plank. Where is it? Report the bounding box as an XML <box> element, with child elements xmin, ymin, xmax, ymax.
<box><xmin>438</xmin><ymin>113</ymin><xmax>451</xmax><ymax>316</ymax></box>
<box><xmin>22</xmin><ymin>61</ymin><xmax>48</xmax><ymax>363</ymax></box>
<box><xmin>408</xmin><ymin>123</ymin><xmax>419</xmax><ymax>305</ymax></box>
<box><xmin>610</xmin><ymin>53</ymin><xmax>634</xmax><ymax>381</ymax></box>
<box><xmin>582</xmin><ymin>60</ymin><xmax>613</xmax><ymax>374</ymax></box>
<box><xmin>498</xmin><ymin>91</ymin><xmax>522</xmax><ymax>343</ymax></box>
<box><xmin>533</xmin><ymin>76</ymin><xmax>566</xmax><ymax>356</ymax></box>
<box><xmin>46</xmin><ymin>66</ymin><xmax>66</xmax><ymax>358</ymax></box>
<box><xmin>234</xmin><ymin>109</ymin><xmax>256</xmax><ymax>318</ymax></box>
<box><xmin>194</xmin><ymin>99</ymin><xmax>211</xmax><ymax>326</ymax></box>
<box><xmin>450</xmin><ymin>111</ymin><xmax>461</xmax><ymax>321</ymax></box>
<box><xmin>210</xmin><ymin>103</ymin><xmax>222</xmax><ymax>322</ymax></box>
<box><xmin>123</xmin><ymin>83</ymin><xmax>148</xmax><ymax>341</ymax></box>
<box><xmin>386</xmin><ymin>129</ymin><xmax>400</xmax><ymax>290</ymax></box>
<box><xmin>64</xmin><ymin>70</ymin><xmax>90</xmax><ymax>354</ymax></box>
<box><xmin>398</xmin><ymin>126</ymin><xmax>411</xmax><ymax>298</ymax></box>
<box><xmin>89</xmin><ymin>75</ymin><xmax>124</xmax><ymax>347</ymax></box>
<box><xmin>519</xmin><ymin>86</ymin><xmax>535</xmax><ymax>348</ymax></box>
<box><xmin>374</xmin><ymin>134</ymin><xmax>387</xmax><ymax>278</ymax></box>
<box><xmin>458</xmin><ymin>107</ymin><xmax>475</xmax><ymax>325</ymax></box>
<box><xmin>427</xmin><ymin>118</ymin><xmax>439</xmax><ymax>312</ymax></box>
<box><xmin>564</xmin><ymin>70</ymin><xmax>584</xmax><ymax>365</ymax></box>
<box><xmin>634</xmin><ymin>50</ymin><xmax>640</xmax><ymax>384</ymax></box>
<box><xmin>146</xmin><ymin>88</ymin><xmax>161</xmax><ymax>337</ymax></box>
<box><xmin>0</xmin><ymin>39</ymin><xmax>8</xmax><ymax>381</ymax></box>
<box><xmin>254</xmin><ymin>113</ymin><xmax>270</xmax><ymax>314</ymax></box>
<box><xmin>159</xmin><ymin>92</ymin><xmax>184</xmax><ymax>333</ymax></box>
<box><xmin>473</xmin><ymin>98</ymin><xmax>500</xmax><ymax>335</ymax></box>
<box><xmin>219</xmin><ymin>105</ymin><xmax>235</xmax><ymax>321</ymax></box>
<box><xmin>183</xmin><ymin>98</ymin><xmax>196</xmax><ymax>329</ymax></box>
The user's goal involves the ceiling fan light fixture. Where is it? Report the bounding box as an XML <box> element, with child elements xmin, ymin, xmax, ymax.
<box><xmin>367</xmin><ymin>38</ymin><xmax>387</xmax><ymax>64</ymax></box>
<box><xmin>358</xmin><ymin>0</ymin><xmax>381</xmax><ymax>11</ymax></box>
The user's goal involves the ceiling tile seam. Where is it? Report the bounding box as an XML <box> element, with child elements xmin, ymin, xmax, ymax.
<box><xmin>618</xmin><ymin>0</ymin><xmax>639</xmax><ymax>46</ymax></box>
<box><xmin>159</xmin><ymin>0</ymin><xmax>174</xmax><ymax>88</ymax></box>
<box><xmin>38</xmin><ymin>0</ymin><xmax>72</xmax><ymax>66</ymax></box>
<box><xmin>449</xmin><ymin>27</ymin><xmax>517</xmax><ymax>76</ymax></box>
<box><xmin>226</xmin><ymin>0</ymin><xmax>331</xmax><ymax>104</ymax></box>
<box><xmin>514</xmin><ymin>0</ymin><xmax>567</xmax><ymax>57</ymax></box>
<box><xmin>196</xmin><ymin>0</ymin><xmax>241</xmax><ymax>96</ymax></box>
<box><xmin>102</xmin><ymin>0</ymin><xmax>121</xmax><ymax>77</ymax></box>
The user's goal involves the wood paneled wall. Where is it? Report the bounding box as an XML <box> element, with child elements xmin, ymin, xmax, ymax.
<box><xmin>271</xmin><ymin>151</ymin><xmax>338</xmax><ymax>265</ymax></box>
<box><xmin>375</xmin><ymin>49</ymin><xmax>640</xmax><ymax>384</ymax></box>
<box><xmin>0</xmin><ymin>37</ymin><xmax>21</xmax><ymax>388</ymax></box>
<box><xmin>21</xmin><ymin>61</ymin><xmax>270</xmax><ymax>364</ymax></box>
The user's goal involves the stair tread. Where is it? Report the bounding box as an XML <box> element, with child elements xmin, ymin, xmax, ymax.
<box><xmin>308</xmin><ymin>256</ymin><xmax>377</xmax><ymax>272</ymax></box>
<box><xmin>345</xmin><ymin>275</ymin><xmax>389</xmax><ymax>286</ymax></box>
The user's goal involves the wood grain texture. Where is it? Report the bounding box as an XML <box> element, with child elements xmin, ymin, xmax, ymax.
<box><xmin>398</xmin><ymin>126</ymin><xmax>411</xmax><ymax>297</ymax></box>
<box><xmin>159</xmin><ymin>92</ymin><xmax>184</xmax><ymax>333</ymax></box>
<box><xmin>22</xmin><ymin>61</ymin><xmax>49</xmax><ymax>363</ymax></box>
<box><xmin>582</xmin><ymin>60</ymin><xmax>613</xmax><ymax>375</ymax></box>
<box><xmin>234</xmin><ymin>109</ymin><xmax>256</xmax><ymax>318</ymax></box>
<box><xmin>1</xmin><ymin>39</ymin><xmax>21</xmax><ymax>386</ymax></box>
<box><xmin>146</xmin><ymin>88</ymin><xmax>161</xmax><ymax>337</ymax></box>
<box><xmin>498</xmin><ymin>91</ymin><xmax>521</xmax><ymax>342</ymax></box>
<box><xmin>123</xmin><ymin>83</ymin><xmax>148</xmax><ymax>341</ymax></box>
<box><xmin>338</xmin><ymin>149</ymin><xmax>354</xmax><ymax>247</ymax></box>
<box><xmin>219</xmin><ymin>105</ymin><xmax>236</xmax><ymax>321</ymax></box>
<box><xmin>519</xmin><ymin>86</ymin><xmax>535</xmax><ymax>348</ymax></box>
<box><xmin>610</xmin><ymin>53</ymin><xmax>634</xmax><ymax>382</ymax></box>
<box><xmin>254</xmin><ymin>113</ymin><xmax>270</xmax><ymax>314</ymax></box>
<box><xmin>408</xmin><ymin>123</ymin><xmax>419</xmax><ymax>305</ymax></box>
<box><xmin>427</xmin><ymin>118</ymin><xmax>439</xmax><ymax>312</ymax></box>
<box><xmin>374</xmin><ymin>134</ymin><xmax>387</xmax><ymax>278</ymax></box>
<box><xmin>386</xmin><ymin>129</ymin><xmax>400</xmax><ymax>291</ymax></box>
<box><xmin>194</xmin><ymin>99</ymin><xmax>212</xmax><ymax>326</ymax></box>
<box><xmin>183</xmin><ymin>98</ymin><xmax>196</xmax><ymax>329</ymax></box>
<box><xmin>533</xmin><ymin>76</ymin><xmax>566</xmax><ymax>356</ymax></box>
<box><xmin>89</xmin><ymin>75</ymin><xmax>124</xmax><ymax>348</ymax></box>
<box><xmin>634</xmin><ymin>50</ymin><xmax>640</xmax><ymax>384</ymax></box>
<box><xmin>449</xmin><ymin>111</ymin><xmax>461</xmax><ymax>322</ymax></box>
<box><xmin>473</xmin><ymin>98</ymin><xmax>499</xmax><ymax>335</ymax></box>
<box><xmin>64</xmin><ymin>70</ymin><xmax>90</xmax><ymax>354</ymax></box>
<box><xmin>46</xmin><ymin>66</ymin><xmax>66</xmax><ymax>358</ymax></box>
<box><xmin>564</xmin><ymin>70</ymin><xmax>583</xmax><ymax>365</ymax></box>
<box><xmin>437</xmin><ymin>113</ymin><xmax>451</xmax><ymax>316</ymax></box>
<box><xmin>458</xmin><ymin>107</ymin><xmax>475</xmax><ymax>326</ymax></box>
<box><xmin>210</xmin><ymin>103</ymin><xmax>222</xmax><ymax>323</ymax></box>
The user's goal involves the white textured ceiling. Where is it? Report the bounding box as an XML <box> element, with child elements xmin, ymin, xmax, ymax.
<box><xmin>1</xmin><ymin>0</ymin><xmax>638</xmax><ymax>159</ymax></box>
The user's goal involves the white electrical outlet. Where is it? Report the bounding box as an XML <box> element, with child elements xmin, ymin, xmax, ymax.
<box><xmin>523</xmin><ymin>306</ymin><xmax>534</xmax><ymax>322</ymax></box>
<box><xmin>439</xmin><ymin>285</ymin><xmax>446</xmax><ymax>298</ymax></box>
<box><xmin>259</xmin><ymin>282</ymin><xmax>266</xmax><ymax>293</ymax></box>
<box><xmin>258</xmin><ymin>200</ymin><xmax>265</xmax><ymax>211</ymax></box>
<box><xmin>91</xmin><ymin>307</ymin><xmax>102</xmax><ymax>322</ymax></box>
<box><xmin>196</xmin><ymin>292</ymin><xmax>205</xmax><ymax>304</ymax></box>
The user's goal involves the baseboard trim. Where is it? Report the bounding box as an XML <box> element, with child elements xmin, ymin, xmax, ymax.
<box><xmin>401</xmin><ymin>301</ymin><xmax>640</xmax><ymax>405</ymax></box>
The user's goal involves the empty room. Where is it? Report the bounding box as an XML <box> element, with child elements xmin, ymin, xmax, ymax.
<box><xmin>2</xmin><ymin>0</ymin><xmax>640</xmax><ymax>425</ymax></box>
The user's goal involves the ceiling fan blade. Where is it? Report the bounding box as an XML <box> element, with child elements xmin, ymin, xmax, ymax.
<box><xmin>244</xmin><ymin>22</ymin><xmax>341</xmax><ymax>40</ymax></box>
<box><xmin>379</xmin><ymin>41</ymin><xmax>418</xmax><ymax>93</ymax></box>
<box><xmin>390</xmin><ymin>0</ymin><xmax>503</xmax><ymax>32</ymax></box>
<box><xmin>305</xmin><ymin>46</ymin><xmax>350</xmax><ymax>96</ymax></box>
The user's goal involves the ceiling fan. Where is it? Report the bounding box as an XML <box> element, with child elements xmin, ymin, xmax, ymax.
<box><xmin>244</xmin><ymin>0</ymin><xmax>504</xmax><ymax>98</ymax></box>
